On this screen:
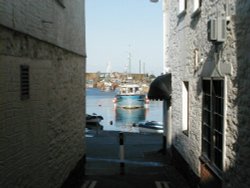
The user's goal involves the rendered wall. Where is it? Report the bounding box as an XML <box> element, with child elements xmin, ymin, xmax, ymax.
<box><xmin>0</xmin><ymin>0</ymin><xmax>85</xmax><ymax>55</ymax></box>
<box><xmin>0</xmin><ymin>1</ymin><xmax>86</xmax><ymax>187</ymax></box>
<box><xmin>166</xmin><ymin>0</ymin><xmax>250</xmax><ymax>187</ymax></box>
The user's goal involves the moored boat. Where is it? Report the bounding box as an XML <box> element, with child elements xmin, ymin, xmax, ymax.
<box><xmin>113</xmin><ymin>83</ymin><xmax>148</xmax><ymax>109</ymax></box>
<box><xmin>134</xmin><ymin>121</ymin><xmax>164</xmax><ymax>133</ymax></box>
<box><xmin>86</xmin><ymin>113</ymin><xmax>104</xmax><ymax>124</ymax></box>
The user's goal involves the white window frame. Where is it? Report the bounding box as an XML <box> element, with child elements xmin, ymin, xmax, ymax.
<box><xmin>182</xmin><ymin>81</ymin><xmax>189</xmax><ymax>135</ymax></box>
<box><xmin>178</xmin><ymin>0</ymin><xmax>187</xmax><ymax>16</ymax></box>
<box><xmin>192</xmin><ymin>0</ymin><xmax>201</xmax><ymax>17</ymax></box>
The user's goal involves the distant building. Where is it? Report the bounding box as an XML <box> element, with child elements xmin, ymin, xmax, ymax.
<box><xmin>160</xmin><ymin>0</ymin><xmax>250</xmax><ymax>188</ymax></box>
<box><xmin>0</xmin><ymin>1</ymin><xmax>86</xmax><ymax>188</ymax></box>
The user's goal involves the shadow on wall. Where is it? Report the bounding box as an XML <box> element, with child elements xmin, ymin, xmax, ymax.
<box><xmin>223</xmin><ymin>1</ymin><xmax>250</xmax><ymax>188</ymax></box>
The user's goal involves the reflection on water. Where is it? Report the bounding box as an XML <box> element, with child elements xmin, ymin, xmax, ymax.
<box><xmin>113</xmin><ymin>107</ymin><xmax>148</xmax><ymax>133</ymax></box>
<box><xmin>115</xmin><ymin>107</ymin><xmax>147</xmax><ymax>126</ymax></box>
<box><xmin>86</xmin><ymin>88</ymin><xmax>162</xmax><ymax>132</ymax></box>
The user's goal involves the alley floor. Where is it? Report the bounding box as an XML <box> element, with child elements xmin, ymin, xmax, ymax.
<box><xmin>79</xmin><ymin>130</ymin><xmax>190</xmax><ymax>188</ymax></box>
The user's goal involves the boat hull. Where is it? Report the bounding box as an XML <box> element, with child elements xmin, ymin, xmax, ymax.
<box><xmin>134</xmin><ymin>121</ymin><xmax>164</xmax><ymax>134</ymax></box>
<box><xmin>115</xmin><ymin>94</ymin><xmax>146</xmax><ymax>109</ymax></box>
<box><xmin>138</xmin><ymin>125</ymin><xmax>163</xmax><ymax>133</ymax></box>
<box><xmin>86</xmin><ymin>114</ymin><xmax>103</xmax><ymax>124</ymax></box>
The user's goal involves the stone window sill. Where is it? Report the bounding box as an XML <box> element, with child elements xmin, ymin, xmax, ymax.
<box><xmin>199</xmin><ymin>155</ymin><xmax>223</xmax><ymax>180</ymax></box>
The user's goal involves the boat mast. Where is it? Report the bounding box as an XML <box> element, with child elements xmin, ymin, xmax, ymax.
<box><xmin>128</xmin><ymin>51</ymin><xmax>131</xmax><ymax>78</ymax></box>
<box><xmin>128</xmin><ymin>45</ymin><xmax>132</xmax><ymax>78</ymax></box>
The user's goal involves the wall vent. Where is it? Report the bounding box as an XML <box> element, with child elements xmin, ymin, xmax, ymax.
<box><xmin>20</xmin><ymin>65</ymin><xmax>29</xmax><ymax>100</ymax></box>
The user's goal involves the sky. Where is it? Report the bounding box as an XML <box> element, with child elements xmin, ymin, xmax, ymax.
<box><xmin>85</xmin><ymin>0</ymin><xmax>163</xmax><ymax>76</ymax></box>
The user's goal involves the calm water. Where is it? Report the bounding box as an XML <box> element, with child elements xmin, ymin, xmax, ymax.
<box><xmin>86</xmin><ymin>88</ymin><xmax>163</xmax><ymax>132</ymax></box>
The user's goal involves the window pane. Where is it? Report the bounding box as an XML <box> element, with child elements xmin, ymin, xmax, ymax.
<box><xmin>203</xmin><ymin>109</ymin><xmax>211</xmax><ymax>126</ymax></box>
<box><xmin>203</xmin><ymin>80</ymin><xmax>210</xmax><ymax>94</ymax></box>
<box><xmin>213</xmin><ymin>114</ymin><xmax>223</xmax><ymax>133</ymax></box>
<box><xmin>202</xmin><ymin>139</ymin><xmax>211</xmax><ymax>159</ymax></box>
<box><xmin>202</xmin><ymin>124</ymin><xmax>211</xmax><ymax>141</ymax></box>
<box><xmin>213</xmin><ymin>80</ymin><xmax>224</xmax><ymax>97</ymax></box>
<box><xmin>214</xmin><ymin>96</ymin><xmax>223</xmax><ymax>114</ymax></box>
<box><xmin>214</xmin><ymin>131</ymin><xmax>223</xmax><ymax>150</ymax></box>
<box><xmin>214</xmin><ymin>148</ymin><xmax>222</xmax><ymax>170</ymax></box>
<box><xmin>203</xmin><ymin>95</ymin><xmax>211</xmax><ymax>110</ymax></box>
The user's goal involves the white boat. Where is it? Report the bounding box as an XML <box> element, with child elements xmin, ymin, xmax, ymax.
<box><xmin>113</xmin><ymin>83</ymin><xmax>148</xmax><ymax>109</ymax></box>
<box><xmin>134</xmin><ymin>121</ymin><xmax>164</xmax><ymax>133</ymax></box>
<box><xmin>86</xmin><ymin>114</ymin><xmax>103</xmax><ymax>124</ymax></box>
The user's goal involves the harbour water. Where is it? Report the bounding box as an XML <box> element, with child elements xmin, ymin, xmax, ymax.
<box><xmin>86</xmin><ymin>88</ymin><xmax>163</xmax><ymax>132</ymax></box>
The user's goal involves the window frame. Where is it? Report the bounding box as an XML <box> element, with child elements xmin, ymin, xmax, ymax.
<box><xmin>182</xmin><ymin>81</ymin><xmax>189</xmax><ymax>136</ymax></box>
<box><xmin>201</xmin><ymin>78</ymin><xmax>225</xmax><ymax>173</ymax></box>
<box><xmin>178</xmin><ymin>0</ymin><xmax>187</xmax><ymax>17</ymax></box>
<box><xmin>191</xmin><ymin>0</ymin><xmax>202</xmax><ymax>18</ymax></box>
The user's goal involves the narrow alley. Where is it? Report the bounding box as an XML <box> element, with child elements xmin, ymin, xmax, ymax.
<box><xmin>80</xmin><ymin>131</ymin><xmax>189</xmax><ymax>188</ymax></box>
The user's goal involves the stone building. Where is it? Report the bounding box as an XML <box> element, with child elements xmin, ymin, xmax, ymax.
<box><xmin>161</xmin><ymin>0</ymin><xmax>250</xmax><ymax>188</ymax></box>
<box><xmin>0</xmin><ymin>1</ymin><xmax>86</xmax><ymax>188</ymax></box>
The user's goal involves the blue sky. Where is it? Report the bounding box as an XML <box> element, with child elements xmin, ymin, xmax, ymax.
<box><xmin>85</xmin><ymin>0</ymin><xmax>163</xmax><ymax>76</ymax></box>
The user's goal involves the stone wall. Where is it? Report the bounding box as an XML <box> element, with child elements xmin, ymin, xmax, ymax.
<box><xmin>166</xmin><ymin>0</ymin><xmax>250</xmax><ymax>187</ymax></box>
<box><xmin>0</xmin><ymin>24</ymin><xmax>85</xmax><ymax>188</ymax></box>
<box><xmin>0</xmin><ymin>0</ymin><xmax>85</xmax><ymax>55</ymax></box>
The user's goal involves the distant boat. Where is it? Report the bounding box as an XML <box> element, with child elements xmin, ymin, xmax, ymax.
<box><xmin>113</xmin><ymin>49</ymin><xmax>149</xmax><ymax>109</ymax></box>
<box><xmin>133</xmin><ymin>121</ymin><xmax>163</xmax><ymax>133</ymax></box>
<box><xmin>86</xmin><ymin>114</ymin><xmax>104</xmax><ymax>130</ymax></box>
<box><xmin>113</xmin><ymin>82</ymin><xmax>148</xmax><ymax>109</ymax></box>
<box><xmin>100</xmin><ymin>81</ymin><xmax>113</xmax><ymax>92</ymax></box>
<box><xmin>86</xmin><ymin>80</ymin><xmax>94</xmax><ymax>88</ymax></box>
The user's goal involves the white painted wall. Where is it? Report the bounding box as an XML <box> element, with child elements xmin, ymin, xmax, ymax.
<box><xmin>165</xmin><ymin>0</ymin><xmax>250</xmax><ymax>187</ymax></box>
<box><xmin>0</xmin><ymin>0</ymin><xmax>85</xmax><ymax>55</ymax></box>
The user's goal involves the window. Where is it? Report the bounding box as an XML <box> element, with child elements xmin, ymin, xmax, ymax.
<box><xmin>202</xmin><ymin>79</ymin><xmax>224</xmax><ymax>170</ymax></box>
<box><xmin>182</xmin><ymin>81</ymin><xmax>189</xmax><ymax>135</ymax></box>
<box><xmin>20</xmin><ymin>65</ymin><xmax>30</xmax><ymax>100</ymax></box>
<box><xmin>192</xmin><ymin>0</ymin><xmax>202</xmax><ymax>17</ymax></box>
<box><xmin>178</xmin><ymin>0</ymin><xmax>187</xmax><ymax>16</ymax></box>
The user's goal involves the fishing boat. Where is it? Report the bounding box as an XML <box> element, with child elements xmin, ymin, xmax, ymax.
<box><xmin>113</xmin><ymin>82</ymin><xmax>148</xmax><ymax>109</ymax></box>
<box><xmin>113</xmin><ymin>49</ymin><xmax>149</xmax><ymax>109</ymax></box>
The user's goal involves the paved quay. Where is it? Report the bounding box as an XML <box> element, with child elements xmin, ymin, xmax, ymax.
<box><xmin>79</xmin><ymin>130</ymin><xmax>190</xmax><ymax>188</ymax></box>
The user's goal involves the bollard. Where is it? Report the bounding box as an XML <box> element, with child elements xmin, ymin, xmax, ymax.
<box><xmin>162</xmin><ymin>135</ymin><xmax>166</xmax><ymax>154</ymax></box>
<box><xmin>95</xmin><ymin>123</ymin><xmax>99</xmax><ymax>135</ymax></box>
<box><xmin>119</xmin><ymin>132</ymin><xmax>125</xmax><ymax>175</ymax></box>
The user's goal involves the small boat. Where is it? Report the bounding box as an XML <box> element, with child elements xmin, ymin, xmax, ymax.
<box><xmin>86</xmin><ymin>113</ymin><xmax>104</xmax><ymax>124</ymax></box>
<box><xmin>134</xmin><ymin>121</ymin><xmax>164</xmax><ymax>133</ymax></box>
<box><xmin>113</xmin><ymin>83</ymin><xmax>148</xmax><ymax>109</ymax></box>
